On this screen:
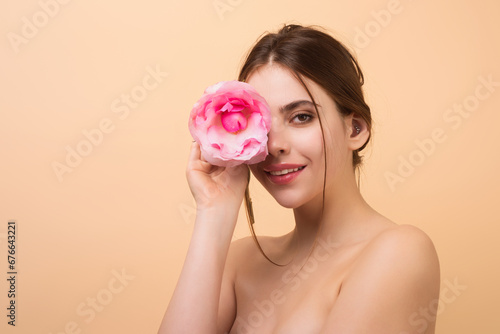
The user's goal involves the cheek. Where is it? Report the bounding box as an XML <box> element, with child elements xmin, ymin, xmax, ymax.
<box><xmin>298</xmin><ymin>127</ymin><xmax>325</xmax><ymax>161</ymax></box>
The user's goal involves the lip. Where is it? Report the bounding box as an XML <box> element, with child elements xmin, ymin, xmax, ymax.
<box><xmin>264</xmin><ymin>163</ymin><xmax>305</xmax><ymax>172</ymax></box>
<box><xmin>263</xmin><ymin>164</ymin><xmax>306</xmax><ymax>185</ymax></box>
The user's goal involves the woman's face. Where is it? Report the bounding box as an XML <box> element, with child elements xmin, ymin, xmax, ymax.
<box><xmin>246</xmin><ymin>64</ymin><xmax>352</xmax><ymax>209</ymax></box>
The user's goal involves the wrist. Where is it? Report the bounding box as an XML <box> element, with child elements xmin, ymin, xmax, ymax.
<box><xmin>195</xmin><ymin>201</ymin><xmax>241</xmax><ymax>216</ymax></box>
<box><xmin>195</xmin><ymin>203</ymin><xmax>239</xmax><ymax>228</ymax></box>
<box><xmin>195</xmin><ymin>205</ymin><xmax>239</xmax><ymax>224</ymax></box>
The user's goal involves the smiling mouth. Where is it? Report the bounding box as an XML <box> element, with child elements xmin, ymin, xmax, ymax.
<box><xmin>267</xmin><ymin>166</ymin><xmax>305</xmax><ymax>176</ymax></box>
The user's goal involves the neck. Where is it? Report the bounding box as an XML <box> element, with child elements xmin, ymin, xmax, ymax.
<box><xmin>291</xmin><ymin>167</ymin><xmax>376</xmax><ymax>253</ymax></box>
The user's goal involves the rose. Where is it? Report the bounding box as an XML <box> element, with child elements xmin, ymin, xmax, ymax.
<box><xmin>188</xmin><ymin>81</ymin><xmax>271</xmax><ymax>167</ymax></box>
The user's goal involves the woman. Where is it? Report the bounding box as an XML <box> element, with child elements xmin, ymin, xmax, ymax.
<box><xmin>159</xmin><ymin>24</ymin><xmax>440</xmax><ymax>334</ymax></box>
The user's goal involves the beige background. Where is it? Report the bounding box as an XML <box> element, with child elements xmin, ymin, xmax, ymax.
<box><xmin>1</xmin><ymin>0</ymin><xmax>499</xmax><ymax>333</ymax></box>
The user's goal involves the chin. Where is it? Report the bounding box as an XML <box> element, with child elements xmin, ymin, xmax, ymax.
<box><xmin>275</xmin><ymin>200</ymin><xmax>298</xmax><ymax>209</ymax></box>
<box><xmin>270</xmin><ymin>192</ymin><xmax>312</xmax><ymax>209</ymax></box>
<box><xmin>274</xmin><ymin>188</ymin><xmax>327</xmax><ymax>211</ymax></box>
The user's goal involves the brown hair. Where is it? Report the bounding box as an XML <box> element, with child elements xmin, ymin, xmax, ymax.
<box><xmin>239</xmin><ymin>24</ymin><xmax>371</xmax><ymax>265</ymax></box>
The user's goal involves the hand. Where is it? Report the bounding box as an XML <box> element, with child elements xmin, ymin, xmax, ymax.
<box><xmin>186</xmin><ymin>142</ymin><xmax>249</xmax><ymax>212</ymax></box>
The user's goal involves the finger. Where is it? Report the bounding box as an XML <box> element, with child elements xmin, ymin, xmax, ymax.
<box><xmin>188</xmin><ymin>141</ymin><xmax>213</xmax><ymax>172</ymax></box>
<box><xmin>226</xmin><ymin>162</ymin><xmax>248</xmax><ymax>176</ymax></box>
<box><xmin>199</xmin><ymin>149</ymin><xmax>208</xmax><ymax>163</ymax></box>
<box><xmin>188</xmin><ymin>141</ymin><xmax>201</xmax><ymax>163</ymax></box>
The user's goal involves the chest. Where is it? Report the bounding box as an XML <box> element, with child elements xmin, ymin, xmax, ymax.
<box><xmin>230</xmin><ymin>248</ymin><xmax>355</xmax><ymax>334</ymax></box>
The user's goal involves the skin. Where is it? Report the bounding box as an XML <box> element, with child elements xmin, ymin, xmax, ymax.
<box><xmin>158</xmin><ymin>64</ymin><xmax>440</xmax><ymax>334</ymax></box>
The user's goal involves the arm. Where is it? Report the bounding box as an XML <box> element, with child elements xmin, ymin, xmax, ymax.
<box><xmin>158</xmin><ymin>143</ymin><xmax>248</xmax><ymax>334</ymax></box>
<box><xmin>320</xmin><ymin>225</ymin><xmax>441</xmax><ymax>334</ymax></box>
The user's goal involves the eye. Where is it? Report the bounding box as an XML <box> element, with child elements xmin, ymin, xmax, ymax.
<box><xmin>291</xmin><ymin>113</ymin><xmax>313</xmax><ymax>124</ymax></box>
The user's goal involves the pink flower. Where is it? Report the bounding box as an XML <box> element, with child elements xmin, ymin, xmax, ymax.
<box><xmin>188</xmin><ymin>81</ymin><xmax>271</xmax><ymax>167</ymax></box>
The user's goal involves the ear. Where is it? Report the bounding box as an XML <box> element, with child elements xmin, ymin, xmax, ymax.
<box><xmin>345</xmin><ymin>113</ymin><xmax>370</xmax><ymax>151</ymax></box>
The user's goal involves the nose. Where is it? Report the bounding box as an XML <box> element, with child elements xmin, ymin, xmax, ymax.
<box><xmin>267</xmin><ymin>121</ymin><xmax>290</xmax><ymax>156</ymax></box>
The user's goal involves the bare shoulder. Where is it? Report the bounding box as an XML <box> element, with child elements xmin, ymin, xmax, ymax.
<box><xmin>324</xmin><ymin>224</ymin><xmax>441</xmax><ymax>333</ymax></box>
<box><xmin>225</xmin><ymin>235</ymin><xmax>261</xmax><ymax>269</ymax></box>
<box><xmin>227</xmin><ymin>236</ymin><xmax>258</xmax><ymax>258</ymax></box>
<box><xmin>351</xmin><ymin>223</ymin><xmax>440</xmax><ymax>278</ymax></box>
<box><xmin>340</xmin><ymin>222</ymin><xmax>441</xmax><ymax>311</ymax></box>
<box><xmin>227</xmin><ymin>234</ymin><xmax>287</xmax><ymax>260</ymax></box>
<box><xmin>370</xmin><ymin>223</ymin><xmax>438</xmax><ymax>252</ymax></box>
<box><xmin>369</xmin><ymin>223</ymin><xmax>438</xmax><ymax>261</ymax></box>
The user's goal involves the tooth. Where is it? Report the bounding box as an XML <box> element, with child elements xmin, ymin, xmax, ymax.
<box><xmin>270</xmin><ymin>167</ymin><xmax>302</xmax><ymax>176</ymax></box>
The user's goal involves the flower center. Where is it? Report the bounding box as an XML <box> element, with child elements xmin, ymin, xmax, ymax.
<box><xmin>221</xmin><ymin>111</ymin><xmax>248</xmax><ymax>133</ymax></box>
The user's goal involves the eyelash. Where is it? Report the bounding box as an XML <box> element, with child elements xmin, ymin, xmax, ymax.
<box><xmin>291</xmin><ymin>112</ymin><xmax>314</xmax><ymax>124</ymax></box>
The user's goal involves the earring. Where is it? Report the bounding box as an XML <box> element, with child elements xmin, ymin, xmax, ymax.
<box><xmin>354</xmin><ymin>125</ymin><xmax>361</xmax><ymax>135</ymax></box>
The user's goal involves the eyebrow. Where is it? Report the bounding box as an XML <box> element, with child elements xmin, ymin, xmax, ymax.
<box><xmin>279</xmin><ymin>100</ymin><xmax>320</xmax><ymax>113</ymax></box>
